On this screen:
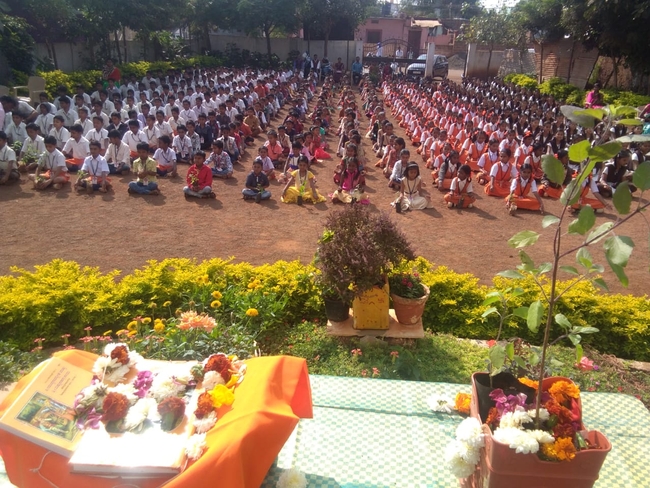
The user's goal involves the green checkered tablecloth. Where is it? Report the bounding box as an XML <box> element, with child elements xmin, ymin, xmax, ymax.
<box><xmin>0</xmin><ymin>376</ymin><xmax>647</xmax><ymax>487</ymax></box>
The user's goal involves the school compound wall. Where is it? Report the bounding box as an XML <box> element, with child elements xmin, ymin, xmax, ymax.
<box><xmin>208</xmin><ymin>35</ymin><xmax>359</xmax><ymax>68</ymax></box>
<box><xmin>34</xmin><ymin>41</ymin><xmax>147</xmax><ymax>73</ymax></box>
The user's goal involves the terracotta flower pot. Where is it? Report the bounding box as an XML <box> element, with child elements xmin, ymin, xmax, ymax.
<box><xmin>461</xmin><ymin>372</ymin><xmax>611</xmax><ymax>488</ymax></box>
<box><xmin>390</xmin><ymin>285</ymin><xmax>429</xmax><ymax>325</ymax></box>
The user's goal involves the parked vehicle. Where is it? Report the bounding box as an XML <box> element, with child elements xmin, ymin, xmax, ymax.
<box><xmin>406</xmin><ymin>54</ymin><xmax>449</xmax><ymax>80</ymax></box>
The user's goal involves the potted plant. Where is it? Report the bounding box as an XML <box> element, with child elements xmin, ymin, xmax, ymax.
<box><xmin>315</xmin><ymin>205</ymin><xmax>414</xmax><ymax>327</ymax></box>
<box><xmin>447</xmin><ymin>104</ymin><xmax>650</xmax><ymax>487</ymax></box>
<box><xmin>388</xmin><ymin>271</ymin><xmax>430</xmax><ymax>325</ymax></box>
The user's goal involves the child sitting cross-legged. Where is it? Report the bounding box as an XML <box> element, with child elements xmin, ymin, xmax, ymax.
<box><xmin>207</xmin><ymin>140</ymin><xmax>233</xmax><ymax>179</ymax></box>
<box><xmin>128</xmin><ymin>143</ymin><xmax>160</xmax><ymax>196</ymax></box>
<box><xmin>31</xmin><ymin>135</ymin><xmax>69</xmax><ymax>190</ymax></box>
<box><xmin>74</xmin><ymin>140</ymin><xmax>110</xmax><ymax>193</ymax></box>
<box><xmin>281</xmin><ymin>155</ymin><xmax>326</xmax><ymax>205</ymax></box>
<box><xmin>184</xmin><ymin>151</ymin><xmax>215</xmax><ymax>199</ymax></box>
<box><xmin>0</xmin><ymin>131</ymin><xmax>20</xmax><ymax>185</ymax></box>
<box><xmin>62</xmin><ymin>124</ymin><xmax>90</xmax><ymax>172</ymax></box>
<box><xmin>242</xmin><ymin>158</ymin><xmax>271</xmax><ymax>203</ymax></box>
<box><xmin>392</xmin><ymin>162</ymin><xmax>431</xmax><ymax>213</ymax></box>
<box><xmin>153</xmin><ymin>135</ymin><xmax>177</xmax><ymax>177</ymax></box>
<box><xmin>257</xmin><ymin>147</ymin><xmax>275</xmax><ymax>180</ymax></box>
<box><xmin>506</xmin><ymin>162</ymin><xmax>545</xmax><ymax>216</ymax></box>
<box><xmin>444</xmin><ymin>164</ymin><xmax>476</xmax><ymax>209</ymax></box>
<box><xmin>106</xmin><ymin>130</ymin><xmax>131</xmax><ymax>175</ymax></box>
<box><xmin>331</xmin><ymin>157</ymin><xmax>368</xmax><ymax>204</ymax></box>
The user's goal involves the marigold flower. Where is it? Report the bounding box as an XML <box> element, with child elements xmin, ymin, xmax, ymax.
<box><xmin>127</xmin><ymin>321</ymin><xmax>138</xmax><ymax>331</ymax></box>
<box><xmin>142</xmin><ymin>317</ymin><xmax>152</xmax><ymax>325</ymax></box>
<box><xmin>101</xmin><ymin>392</ymin><xmax>130</xmax><ymax>422</ymax></box>
<box><xmin>245</xmin><ymin>308</ymin><xmax>259</xmax><ymax>317</ymax></box>
<box><xmin>128</xmin><ymin>330</ymin><xmax>137</xmax><ymax>337</ymax></box>
<box><xmin>210</xmin><ymin>300</ymin><xmax>221</xmax><ymax>308</ymax></box>
<box><xmin>549</xmin><ymin>380</ymin><xmax>580</xmax><ymax>404</ymax></box>
<box><xmin>110</xmin><ymin>345</ymin><xmax>130</xmax><ymax>365</ymax></box>
<box><xmin>163</xmin><ymin>301</ymin><xmax>172</xmax><ymax>307</ymax></box>
<box><xmin>486</xmin><ymin>407</ymin><xmax>499</xmax><ymax>427</ymax></box>
<box><xmin>209</xmin><ymin>384</ymin><xmax>235</xmax><ymax>408</ymax></box>
<box><xmin>204</xmin><ymin>354</ymin><xmax>232</xmax><ymax>382</ymax></box>
<box><xmin>154</xmin><ymin>322</ymin><xmax>165</xmax><ymax>333</ymax></box>
<box><xmin>158</xmin><ymin>396</ymin><xmax>186</xmax><ymax>432</ymax></box>
<box><xmin>454</xmin><ymin>392</ymin><xmax>471</xmax><ymax>415</ymax></box>
<box><xmin>149</xmin><ymin>302</ymin><xmax>157</xmax><ymax>309</ymax></box>
<box><xmin>518</xmin><ymin>377</ymin><xmax>539</xmax><ymax>390</ymax></box>
<box><xmin>211</xmin><ymin>291</ymin><xmax>222</xmax><ymax>299</ymax></box>
<box><xmin>194</xmin><ymin>392</ymin><xmax>215</xmax><ymax>419</ymax></box>
<box><xmin>541</xmin><ymin>437</ymin><xmax>576</xmax><ymax>462</ymax></box>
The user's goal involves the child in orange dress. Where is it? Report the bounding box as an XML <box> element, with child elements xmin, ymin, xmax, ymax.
<box><xmin>523</xmin><ymin>142</ymin><xmax>545</xmax><ymax>181</ymax></box>
<box><xmin>461</xmin><ymin>130</ymin><xmax>487</xmax><ymax>168</ymax></box>
<box><xmin>476</xmin><ymin>139</ymin><xmax>500</xmax><ymax>185</ymax></box>
<box><xmin>485</xmin><ymin>148</ymin><xmax>517</xmax><ymax>198</ymax></box>
<box><xmin>436</xmin><ymin>150</ymin><xmax>461</xmax><ymax>191</ymax></box>
<box><xmin>506</xmin><ymin>163</ymin><xmax>545</xmax><ymax>216</ymax></box>
<box><xmin>571</xmin><ymin>174</ymin><xmax>611</xmax><ymax>213</ymax></box>
<box><xmin>444</xmin><ymin>164</ymin><xmax>476</xmax><ymax>209</ymax></box>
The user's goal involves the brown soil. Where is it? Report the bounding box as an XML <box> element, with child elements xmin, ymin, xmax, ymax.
<box><xmin>0</xmin><ymin>89</ymin><xmax>648</xmax><ymax>296</ymax></box>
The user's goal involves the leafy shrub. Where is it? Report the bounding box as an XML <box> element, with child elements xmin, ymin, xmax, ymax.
<box><xmin>601</xmin><ymin>89</ymin><xmax>650</xmax><ymax>108</ymax></box>
<box><xmin>0</xmin><ymin>341</ymin><xmax>44</xmax><ymax>384</ymax></box>
<box><xmin>118</xmin><ymin>61</ymin><xmax>151</xmax><ymax>79</ymax></box>
<box><xmin>565</xmin><ymin>90</ymin><xmax>586</xmax><ymax>107</ymax></box>
<box><xmin>511</xmin><ymin>74</ymin><xmax>538</xmax><ymax>90</ymax></box>
<box><xmin>539</xmin><ymin>77</ymin><xmax>581</xmax><ymax>102</ymax></box>
<box><xmin>37</xmin><ymin>70</ymin><xmax>71</xmax><ymax>98</ymax></box>
<box><xmin>68</xmin><ymin>70</ymin><xmax>102</xmax><ymax>91</ymax></box>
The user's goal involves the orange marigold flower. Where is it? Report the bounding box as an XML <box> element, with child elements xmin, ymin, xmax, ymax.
<box><xmin>110</xmin><ymin>345</ymin><xmax>130</xmax><ymax>365</ymax></box>
<box><xmin>518</xmin><ymin>377</ymin><xmax>539</xmax><ymax>390</ymax></box>
<box><xmin>486</xmin><ymin>407</ymin><xmax>499</xmax><ymax>427</ymax></box>
<box><xmin>553</xmin><ymin>423</ymin><xmax>576</xmax><ymax>439</ymax></box>
<box><xmin>204</xmin><ymin>354</ymin><xmax>232</xmax><ymax>382</ymax></box>
<box><xmin>454</xmin><ymin>392</ymin><xmax>471</xmax><ymax>415</ymax></box>
<box><xmin>157</xmin><ymin>396</ymin><xmax>186</xmax><ymax>418</ymax></box>
<box><xmin>549</xmin><ymin>380</ymin><xmax>580</xmax><ymax>404</ymax></box>
<box><xmin>101</xmin><ymin>392</ymin><xmax>130</xmax><ymax>422</ymax></box>
<box><xmin>541</xmin><ymin>437</ymin><xmax>577</xmax><ymax>462</ymax></box>
<box><xmin>194</xmin><ymin>392</ymin><xmax>215</xmax><ymax>419</ymax></box>
<box><xmin>545</xmin><ymin>398</ymin><xmax>573</xmax><ymax>424</ymax></box>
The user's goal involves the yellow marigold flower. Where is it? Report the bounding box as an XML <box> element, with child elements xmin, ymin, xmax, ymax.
<box><xmin>154</xmin><ymin>322</ymin><xmax>165</xmax><ymax>333</ymax></box>
<box><xmin>142</xmin><ymin>317</ymin><xmax>152</xmax><ymax>324</ymax></box>
<box><xmin>541</xmin><ymin>437</ymin><xmax>576</xmax><ymax>462</ymax></box>
<box><xmin>175</xmin><ymin>308</ymin><xmax>183</xmax><ymax>316</ymax></box>
<box><xmin>128</xmin><ymin>330</ymin><xmax>138</xmax><ymax>337</ymax></box>
<box><xmin>247</xmin><ymin>283</ymin><xmax>255</xmax><ymax>290</ymax></box>
<box><xmin>200</xmin><ymin>274</ymin><xmax>210</xmax><ymax>284</ymax></box>
<box><xmin>518</xmin><ymin>377</ymin><xmax>539</xmax><ymax>390</ymax></box>
<box><xmin>245</xmin><ymin>308</ymin><xmax>259</xmax><ymax>317</ymax></box>
<box><xmin>549</xmin><ymin>380</ymin><xmax>580</xmax><ymax>404</ymax></box>
<box><xmin>263</xmin><ymin>292</ymin><xmax>269</xmax><ymax>296</ymax></box>
<box><xmin>211</xmin><ymin>291</ymin><xmax>222</xmax><ymax>299</ymax></box>
<box><xmin>210</xmin><ymin>384</ymin><xmax>235</xmax><ymax>407</ymax></box>
<box><xmin>104</xmin><ymin>330</ymin><xmax>113</xmax><ymax>336</ymax></box>
<box><xmin>454</xmin><ymin>392</ymin><xmax>471</xmax><ymax>415</ymax></box>
<box><xmin>163</xmin><ymin>301</ymin><xmax>172</xmax><ymax>307</ymax></box>
<box><xmin>149</xmin><ymin>302</ymin><xmax>157</xmax><ymax>308</ymax></box>
<box><xmin>127</xmin><ymin>321</ymin><xmax>138</xmax><ymax>331</ymax></box>
<box><xmin>226</xmin><ymin>374</ymin><xmax>239</xmax><ymax>389</ymax></box>
<box><xmin>116</xmin><ymin>329</ymin><xmax>128</xmax><ymax>336</ymax></box>
<box><xmin>210</xmin><ymin>300</ymin><xmax>222</xmax><ymax>308</ymax></box>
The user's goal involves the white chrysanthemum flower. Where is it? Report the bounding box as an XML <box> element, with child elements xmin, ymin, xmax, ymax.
<box><xmin>104</xmin><ymin>342</ymin><xmax>128</xmax><ymax>356</ymax></box>
<box><xmin>185</xmin><ymin>433</ymin><xmax>207</xmax><ymax>461</ymax></box>
<box><xmin>108</xmin><ymin>383</ymin><xmax>138</xmax><ymax>404</ymax></box>
<box><xmin>202</xmin><ymin>371</ymin><xmax>225</xmax><ymax>390</ymax></box>
<box><xmin>277</xmin><ymin>468</ymin><xmax>307</xmax><ymax>488</ymax></box>
<box><xmin>77</xmin><ymin>383</ymin><xmax>107</xmax><ymax>410</ymax></box>
<box><xmin>499</xmin><ymin>407</ymin><xmax>533</xmax><ymax>429</ymax></box>
<box><xmin>527</xmin><ymin>408</ymin><xmax>550</xmax><ymax>422</ymax></box>
<box><xmin>128</xmin><ymin>351</ymin><xmax>143</xmax><ymax>367</ymax></box>
<box><xmin>426</xmin><ymin>394</ymin><xmax>454</xmax><ymax>414</ymax></box>
<box><xmin>528</xmin><ymin>429</ymin><xmax>555</xmax><ymax>444</ymax></box>
<box><xmin>193</xmin><ymin>411</ymin><xmax>218</xmax><ymax>434</ymax></box>
<box><xmin>493</xmin><ymin>427</ymin><xmax>540</xmax><ymax>455</ymax></box>
<box><xmin>150</xmin><ymin>374</ymin><xmax>186</xmax><ymax>402</ymax></box>
<box><xmin>455</xmin><ymin>417</ymin><xmax>485</xmax><ymax>449</ymax></box>
<box><xmin>445</xmin><ymin>441</ymin><xmax>477</xmax><ymax>478</ymax></box>
<box><xmin>104</xmin><ymin>363</ymin><xmax>130</xmax><ymax>384</ymax></box>
<box><xmin>92</xmin><ymin>356</ymin><xmax>113</xmax><ymax>379</ymax></box>
<box><xmin>122</xmin><ymin>399</ymin><xmax>150</xmax><ymax>431</ymax></box>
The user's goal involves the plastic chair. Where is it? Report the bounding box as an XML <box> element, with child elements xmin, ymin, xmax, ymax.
<box><xmin>11</xmin><ymin>76</ymin><xmax>46</xmax><ymax>104</ymax></box>
<box><xmin>0</xmin><ymin>85</ymin><xmax>9</xmax><ymax>97</ymax></box>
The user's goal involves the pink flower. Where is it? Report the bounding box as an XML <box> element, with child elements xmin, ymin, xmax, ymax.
<box><xmin>351</xmin><ymin>348</ymin><xmax>362</xmax><ymax>356</ymax></box>
<box><xmin>406</xmin><ymin>282</ymin><xmax>412</xmax><ymax>288</ymax></box>
<box><xmin>487</xmin><ymin>339</ymin><xmax>496</xmax><ymax>348</ymax></box>
<box><xmin>361</xmin><ymin>370</ymin><xmax>368</xmax><ymax>377</ymax></box>
<box><xmin>84</xmin><ymin>326</ymin><xmax>93</xmax><ymax>331</ymax></box>
<box><xmin>372</xmin><ymin>367</ymin><xmax>380</xmax><ymax>377</ymax></box>
<box><xmin>390</xmin><ymin>351</ymin><xmax>399</xmax><ymax>358</ymax></box>
<box><xmin>576</xmin><ymin>356</ymin><xmax>596</xmax><ymax>371</ymax></box>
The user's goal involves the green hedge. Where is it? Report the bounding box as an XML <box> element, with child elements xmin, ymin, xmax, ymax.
<box><xmin>0</xmin><ymin>258</ymin><xmax>648</xmax><ymax>360</ymax></box>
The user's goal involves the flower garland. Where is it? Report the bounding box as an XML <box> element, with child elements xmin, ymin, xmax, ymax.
<box><xmin>445</xmin><ymin>417</ymin><xmax>485</xmax><ymax>478</ymax></box>
<box><xmin>92</xmin><ymin>343</ymin><xmax>142</xmax><ymax>383</ymax></box>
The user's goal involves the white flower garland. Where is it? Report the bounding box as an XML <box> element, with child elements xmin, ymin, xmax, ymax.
<box><xmin>277</xmin><ymin>468</ymin><xmax>307</xmax><ymax>488</ymax></box>
<box><xmin>92</xmin><ymin>343</ymin><xmax>142</xmax><ymax>383</ymax></box>
<box><xmin>445</xmin><ymin>417</ymin><xmax>485</xmax><ymax>479</ymax></box>
<box><xmin>426</xmin><ymin>394</ymin><xmax>454</xmax><ymax>414</ymax></box>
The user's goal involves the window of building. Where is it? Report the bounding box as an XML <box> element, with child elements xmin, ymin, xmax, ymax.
<box><xmin>366</xmin><ymin>30</ymin><xmax>381</xmax><ymax>44</ymax></box>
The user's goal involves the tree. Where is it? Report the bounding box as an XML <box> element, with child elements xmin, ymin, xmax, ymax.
<box><xmin>400</xmin><ymin>0</ymin><xmax>482</xmax><ymax>19</ymax></box>
<box><xmin>235</xmin><ymin>0</ymin><xmax>301</xmax><ymax>63</ymax></box>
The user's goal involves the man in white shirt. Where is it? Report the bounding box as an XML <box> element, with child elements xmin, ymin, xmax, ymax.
<box><xmin>0</xmin><ymin>130</ymin><xmax>19</xmax><ymax>184</ymax></box>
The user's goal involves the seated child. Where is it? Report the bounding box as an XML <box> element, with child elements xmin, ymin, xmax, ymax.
<box><xmin>62</xmin><ymin>124</ymin><xmax>90</xmax><ymax>172</ymax></box>
<box><xmin>485</xmin><ymin>148</ymin><xmax>517</xmax><ymax>198</ymax></box>
<box><xmin>0</xmin><ymin>131</ymin><xmax>20</xmax><ymax>184</ymax></box>
<box><xmin>128</xmin><ymin>143</ymin><xmax>160</xmax><ymax>196</ymax></box>
<box><xmin>153</xmin><ymin>135</ymin><xmax>177</xmax><ymax>177</ymax></box>
<box><xmin>393</xmin><ymin>162</ymin><xmax>431</xmax><ymax>213</ymax></box>
<box><xmin>436</xmin><ymin>150</ymin><xmax>462</xmax><ymax>191</ymax></box>
<box><xmin>184</xmin><ymin>151</ymin><xmax>215</xmax><ymax>199</ymax></box>
<box><xmin>242</xmin><ymin>158</ymin><xmax>271</xmax><ymax>203</ymax></box>
<box><xmin>31</xmin><ymin>135</ymin><xmax>69</xmax><ymax>190</ymax></box>
<box><xmin>173</xmin><ymin>125</ymin><xmax>192</xmax><ymax>164</ymax></box>
<box><xmin>572</xmin><ymin>173</ymin><xmax>611</xmax><ymax>214</ymax></box>
<box><xmin>444</xmin><ymin>164</ymin><xmax>476</xmax><ymax>209</ymax></box>
<box><xmin>538</xmin><ymin>149</ymin><xmax>573</xmax><ymax>198</ymax></box>
<box><xmin>49</xmin><ymin>115</ymin><xmax>70</xmax><ymax>150</ymax></box>
<box><xmin>264</xmin><ymin>130</ymin><xmax>285</xmax><ymax>169</ymax></box>
<box><xmin>243</xmin><ymin>107</ymin><xmax>261</xmax><ymax>137</ymax></box>
<box><xmin>20</xmin><ymin>123</ymin><xmax>46</xmax><ymax>172</ymax></box>
<box><xmin>506</xmin><ymin>163</ymin><xmax>545</xmax><ymax>216</ymax></box>
<box><xmin>207</xmin><ymin>140</ymin><xmax>233</xmax><ymax>179</ymax></box>
<box><xmin>389</xmin><ymin>148</ymin><xmax>409</xmax><ymax>190</ymax></box>
<box><xmin>123</xmin><ymin>120</ymin><xmax>147</xmax><ymax>159</ymax></box>
<box><xmin>218</xmin><ymin>125</ymin><xmax>239</xmax><ymax>162</ymax></box>
<box><xmin>598</xmin><ymin>149</ymin><xmax>635</xmax><ymax>197</ymax></box>
<box><xmin>106</xmin><ymin>130</ymin><xmax>131</xmax><ymax>175</ymax></box>
<box><xmin>476</xmin><ymin>139</ymin><xmax>500</xmax><ymax>185</ymax></box>
<box><xmin>257</xmin><ymin>147</ymin><xmax>275</xmax><ymax>180</ymax></box>
<box><xmin>6</xmin><ymin>113</ymin><xmax>27</xmax><ymax>145</ymax></box>
<box><xmin>331</xmin><ymin>157</ymin><xmax>367</xmax><ymax>204</ymax></box>
<box><xmin>85</xmin><ymin>116</ymin><xmax>108</xmax><ymax>156</ymax></box>
<box><xmin>75</xmin><ymin>140</ymin><xmax>110</xmax><ymax>193</ymax></box>
<box><xmin>281</xmin><ymin>155</ymin><xmax>325</xmax><ymax>204</ymax></box>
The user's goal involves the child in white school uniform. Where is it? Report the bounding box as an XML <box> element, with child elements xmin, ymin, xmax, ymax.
<box><xmin>36</xmin><ymin>103</ymin><xmax>54</xmax><ymax>136</ymax></box>
<box><xmin>122</xmin><ymin>120</ymin><xmax>148</xmax><ymax>159</ymax></box>
<box><xmin>173</xmin><ymin>125</ymin><xmax>192</xmax><ymax>164</ymax></box>
<box><xmin>75</xmin><ymin>140</ymin><xmax>111</xmax><ymax>193</ymax></box>
<box><xmin>32</xmin><ymin>135</ymin><xmax>70</xmax><ymax>190</ymax></box>
<box><xmin>106</xmin><ymin>130</ymin><xmax>131</xmax><ymax>175</ymax></box>
<box><xmin>0</xmin><ymin>131</ymin><xmax>20</xmax><ymax>184</ymax></box>
<box><xmin>62</xmin><ymin>124</ymin><xmax>91</xmax><ymax>172</ymax></box>
<box><xmin>49</xmin><ymin>115</ymin><xmax>70</xmax><ymax>150</ymax></box>
<box><xmin>85</xmin><ymin>116</ymin><xmax>109</xmax><ymax>156</ymax></box>
<box><xmin>20</xmin><ymin>123</ymin><xmax>46</xmax><ymax>172</ymax></box>
<box><xmin>5</xmin><ymin>113</ymin><xmax>27</xmax><ymax>145</ymax></box>
<box><xmin>75</xmin><ymin>107</ymin><xmax>94</xmax><ymax>136</ymax></box>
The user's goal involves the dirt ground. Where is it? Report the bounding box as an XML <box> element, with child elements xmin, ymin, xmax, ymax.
<box><xmin>0</xmin><ymin>78</ymin><xmax>648</xmax><ymax>296</ymax></box>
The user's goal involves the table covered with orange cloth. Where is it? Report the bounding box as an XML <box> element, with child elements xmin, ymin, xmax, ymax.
<box><xmin>0</xmin><ymin>350</ymin><xmax>313</xmax><ymax>488</ymax></box>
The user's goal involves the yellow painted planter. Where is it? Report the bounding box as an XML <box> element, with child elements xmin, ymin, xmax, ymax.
<box><xmin>352</xmin><ymin>283</ymin><xmax>390</xmax><ymax>330</ymax></box>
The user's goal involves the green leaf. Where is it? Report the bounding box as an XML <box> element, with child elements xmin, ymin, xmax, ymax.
<box><xmin>508</xmin><ymin>230</ymin><xmax>540</xmax><ymax>249</ymax></box>
<box><xmin>519</xmin><ymin>251</ymin><xmax>535</xmax><ymax>271</ymax></box>
<box><xmin>537</xmin><ymin>262</ymin><xmax>552</xmax><ymax>274</ymax></box>
<box><xmin>587</xmin><ymin>222</ymin><xmax>614</xmax><ymax>244</ymax></box>
<box><xmin>612</xmin><ymin>106</ymin><xmax>638</xmax><ymax>118</ymax></box>
<box><xmin>498</xmin><ymin>270</ymin><xmax>525</xmax><ymax>279</ymax></box>
<box><xmin>505</xmin><ymin>342</ymin><xmax>515</xmax><ymax>361</ymax></box>
<box><xmin>550</xmin><ymin>358</ymin><xmax>565</xmax><ymax>369</ymax></box>
<box><xmin>575</xmin><ymin>343</ymin><xmax>584</xmax><ymax>364</ymax></box>
<box><xmin>513</xmin><ymin>356</ymin><xmax>527</xmax><ymax>369</ymax></box>
<box><xmin>513</xmin><ymin>306</ymin><xmax>529</xmax><ymax>319</ymax></box>
<box><xmin>568</xmin><ymin>206</ymin><xmax>596</xmax><ymax>236</ymax></box>
<box><xmin>561</xmin><ymin>105</ymin><xmax>597</xmax><ymax>128</ymax></box>
<box><xmin>576</xmin><ymin>247</ymin><xmax>593</xmax><ymax>269</ymax></box>
<box><xmin>554</xmin><ymin>313</ymin><xmax>572</xmax><ymax>330</ymax></box>
<box><xmin>576</xmin><ymin>108</ymin><xmax>606</xmax><ymax>120</ymax></box>
<box><xmin>482</xmin><ymin>306</ymin><xmax>498</xmax><ymax>318</ymax></box>
<box><xmin>619</xmin><ymin>118</ymin><xmax>643</xmax><ymax>126</ymax></box>
<box><xmin>482</xmin><ymin>295</ymin><xmax>501</xmax><ymax>307</ymax></box>
<box><xmin>612</xmin><ymin>182</ymin><xmax>633</xmax><ymax>215</ymax></box>
<box><xmin>604</xmin><ymin>235</ymin><xmax>635</xmax><ymax>266</ymax></box>
<box><xmin>527</xmin><ymin>300</ymin><xmax>544</xmax><ymax>334</ymax></box>
<box><xmin>633</xmin><ymin>161</ymin><xmax>650</xmax><ymax>191</ymax></box>
<box><xmin>511</xmin><ymin>287</ymin><xmax>526</xmax><ymax>297</ymax></box>
<box><xmin>574</xmin><ymin>159</ymin><xmax>597</xmax><ymax>189</ymax></box>
<box><xmin>541</xmin><ymin>155</ymin><xmax>565</xmax><ymax>185</ymax></box>
<box><xmin>592</xmin><ymin>277</ymin><xmax>609</xmax><ymax>291</ymax></box>
<box><xmin>568</xmin><ymin>140</ymin><xmax>591</xmax><ymax>162</ymax></box>
<box><xmin>589</xmin><ymin>263</ymin><xmax>605</xmax><ymax>273</ymax></box>
<box><xmin>489</xmin><ymin>345</ymin><xmax>506</xmax><ymax>375</ymax></box>
<box><xmin>560</xmin><ymin>265</ymin><xmax>580</xmax><ymax>275</ymax></box>
<box><xmin>608</xmin><ymin>261</ymin><xmax>629</xmax><ymax>287</ymax></box>
<box><xmin>568</xmin><ymin>334</ymin><xmax>581</xmax><ymax>346</ymax></box>
<box><xmin>542</xmin><ymin>215</ymin><xmax>560</xmax><ymax>228</ymax></box>
<box><xmin>529</xmin><ymin>352</ymin><xmax>540</xmax><ymax>367</ymax></box>
<box><xmin>588</xmin><ymin>142</ymin><xmax>623</xmax><ymax>164</ymax></box>
<box><xmin>572</xmin><ymin>326</ymin><xmax>599</xmax><ymax>334</ymax></box>
<box><xmin>560</xmin><ymin>179</ymin><xmax>582</xmax><ymax>206</ymax></box>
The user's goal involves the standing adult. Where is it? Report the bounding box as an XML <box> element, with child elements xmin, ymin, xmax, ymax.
<box><xmin>0</xmin><ymin>95</ymin><xmax>37</xmax><ymax>123</ymax></box>
<box><xmin>333</xmin><ymin>57</ymin><xmax>345</xmax><ymax>84</ymax></box>
<box><xmin>351</xmin><ymin>57</ymin><xmax>363</xmax><ymax>86</ymax></box>
<box><xmin>102</xmin><ymin>59</ymin><xmax>121</xmax><ymax>84</ymax></box>
<box><xmin>376</xmin><ymin>43</ymin><xmax>383</xmax><ymax>57</ymax></box>
<box><xmin>395</xmin><ymin>46</ymin><xmax>404</xmax><ymax>58</ymax></box>
<box><xmin>303</xmin><ymin>52</ymin><xmax>312</xmax><ymax>79</ymax></box>
<box><xmin>312</xmin><ymin>54</ymin><xmax>321</xmax><ymax>81</ymax></box>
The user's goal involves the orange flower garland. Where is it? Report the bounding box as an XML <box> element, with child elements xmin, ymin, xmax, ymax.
<box><xmin>454</xmin><ymin>392</ymin><xmax>471</xmax><ymax>415</ymax></box>
<box><xmin>194</xmin><ymin>391</ymin><xmax>216</xmax><ymax>419</ymax></box>
<box><xmin>518</xmin><ymin>377</ymin><xmax>539</xmax><ymax>390</ymax></box>
<box><xmin>101</xmin><ymin>392</ymin><xmax>130</xmax><ymax>422</ymax></box>
<box><xmin>204</xmin><ymin>354</ymin><xmax>232</xmax><ymax>382</ymax></box>
<box><xmin>548</xmin><ymin>380</ymin><xmax>580</xmax><ymax>404</ymax></box>
<box><xmin>110</xmin><ymin>345</ymin><xmax>130</xmax><ymax>365</ymax></box>
<box><xmin>541</xmin><ymin>437</ymin><xmax>577</xmax><ymax>461</ymax></box>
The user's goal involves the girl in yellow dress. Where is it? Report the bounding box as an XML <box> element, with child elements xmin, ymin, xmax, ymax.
<box><xmin>281</xmin><ymin>155</ymin><xmax>326</xmax><ymax>204</ymax></box>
